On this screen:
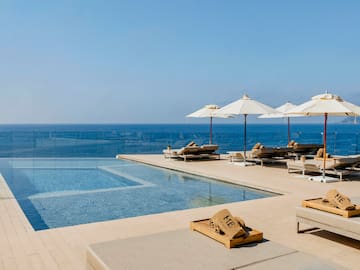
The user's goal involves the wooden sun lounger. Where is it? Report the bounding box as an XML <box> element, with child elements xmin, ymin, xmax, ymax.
<box><xmin>163</xmin><ymin>144</ymin><xmax>220</xmax><ymax>161</ymax></box>
<box><xmin>251</xmin><ymin>147</ymin><xmax>291</xmax><ymax>159</ymax></box>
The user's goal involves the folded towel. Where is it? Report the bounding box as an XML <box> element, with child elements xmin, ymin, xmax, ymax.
<box><xmin>209</xmin><ymin>209</ymin><xmax>247</xmax><ymax>239</ymax></box>
<box><xmin>323</xmin><ymin>189</ymin><xmax>356</xmax><ymax>210</ymax></box>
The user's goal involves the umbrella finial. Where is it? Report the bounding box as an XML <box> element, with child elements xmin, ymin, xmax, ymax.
<box><xmin>205</xmin><ymin>104</ymin><xmax>220</xmax><ymax>109</ymax></box>
<box><xmin>242</xmin><ymin>93</ymin><xmax>250</xmax><ymax>100</ymax></box>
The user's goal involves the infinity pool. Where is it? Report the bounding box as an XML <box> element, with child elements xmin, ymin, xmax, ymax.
<box><xmin>0</xmin><ymin>158</ymin><xmax>275</xmax><ymax>230</ymax></box>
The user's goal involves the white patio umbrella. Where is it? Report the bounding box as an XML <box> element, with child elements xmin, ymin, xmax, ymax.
<box><xmin>259</xmin><ymin>102</ymin><xmax>301</xmax><ymax>144</ymax></box>
<box><xmin>186</xmin><ymin>104</ymin><xmax>233</xmax><ymax>144</ymax></box>
<box><xmin>215</xmin><ymin>94</ymin><xmax>277</xmax><ymax>164</ymax></box>
<box><xmin>286</xmin><ymin>92</ymin><xmax>360</xmax><ymax>182</ymax></box>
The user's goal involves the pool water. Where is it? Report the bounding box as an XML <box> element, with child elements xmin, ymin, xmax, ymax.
<box><xmin>0</xmin><ymin>158</ymin><xmax>276</xmax><ymax>230</ymax></box>
<box><xmin>20</xmin><ymin>168</ymin><xmax>139</xmax><ymax>194</ymax></box>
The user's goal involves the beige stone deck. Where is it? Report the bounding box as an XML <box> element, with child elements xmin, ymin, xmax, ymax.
<box><xmin>1</xmin><ymin>155</ymin><xmax>360</xmax><ymax>269</ymax></box>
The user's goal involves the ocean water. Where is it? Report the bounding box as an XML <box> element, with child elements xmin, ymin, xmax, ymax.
<box><xmin>0</xmin><ymin>124</ymin><xmax>359</xmax><ymax>157</ymax></box>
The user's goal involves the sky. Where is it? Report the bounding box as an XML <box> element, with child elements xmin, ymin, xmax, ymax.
<box><xmin>0</xmin><ymin>0</ymin><xmax>359</xmax><ymax>124</ymax></box>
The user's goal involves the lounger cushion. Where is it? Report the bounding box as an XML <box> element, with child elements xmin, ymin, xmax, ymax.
<box><xmin>200</xmin><ymin>144</ymin><xmax>219</xmax><ymax>153</ymax></box>
<box><xmin>332</xmin><ymin>157</ymin><xmax>360</xmax><ymax>169</ymax></box>
<box><xmin>252</xmin><ymin>147</ymin><xmax>289</xmax><ymax>158</ymax></box>
<box><xmin>177</xmin><ymin>146</ymin><xmax>201</xmax><ymax>155</ymax></box>
<box><xmin>290</xmin><ymin>143</ymin><xmax>323</xmax><ymax>154</ymax></box>
<box><xmin>312</xmin><ymin>157</ymin><xmax>360</xmax><ymax>170</ymax></box>
<box><xmin>177</xmin><ymin>147</ymin><xmax>185</xmax><ymax>155</ymax></box>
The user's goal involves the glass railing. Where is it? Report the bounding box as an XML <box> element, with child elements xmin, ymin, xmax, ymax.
<box><xmin>0</xmin><ymin>124</ymin><xmax>359</xmax><ymax>157</ymax></box>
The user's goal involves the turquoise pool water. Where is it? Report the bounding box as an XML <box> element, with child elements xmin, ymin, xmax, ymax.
<box><xmin>0</xmin><ymin>158</ymin><xmax>275</xmax><ymax>230</ymax></box>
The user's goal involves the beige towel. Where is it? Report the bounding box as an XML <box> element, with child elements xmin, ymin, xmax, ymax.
<box><xmin>209</xmin><ymin>209</ymin><xmax>246</xmax><ymax>239</ymax></box>
<box><xmin>323</xmin><ymin>189</ymin><xmax>356</xmax><ymax>210</ymax></box>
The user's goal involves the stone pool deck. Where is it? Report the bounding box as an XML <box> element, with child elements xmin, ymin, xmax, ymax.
<box><xmin>0</xmin><ymin>155</ymin><xmax>360</xmax><ymax>269</ymax></box>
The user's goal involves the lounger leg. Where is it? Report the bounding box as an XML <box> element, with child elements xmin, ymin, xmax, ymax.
<box><xmin>297</xmin><ymin>221</ymin><xmax>318</xmax><ymax>233</ymax></box>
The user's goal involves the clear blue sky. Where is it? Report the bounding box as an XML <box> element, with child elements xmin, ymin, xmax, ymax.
<box><xmin>1</xmin><ymin>0</ymin><xmax>359</xmax><ymax>124</ymax></box>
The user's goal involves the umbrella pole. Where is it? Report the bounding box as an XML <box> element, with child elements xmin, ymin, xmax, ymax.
<box><xmin>209</xmin><ymin>116</ymin><xmax>213</xmax><ymax>144</ymax></box>
<box><xmin>323</xmin><ymin>113</ymin><xmax>328</xmax><ymax>178</ymax></box>
<box><xmin>244</xmin><ymin>114</ymin><xmax>247</xmax><ymax>163</ymax></box>
<box><xmin>287</xmin><ymin>117</ymin><xmax>290</xmax><ymax>144</ymax></box>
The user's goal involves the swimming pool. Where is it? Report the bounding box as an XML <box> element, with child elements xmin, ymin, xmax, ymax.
<box><xmin>0</xmin><ymin>158</ymin><xmax>275</xmax><ymax>230</ymax></box>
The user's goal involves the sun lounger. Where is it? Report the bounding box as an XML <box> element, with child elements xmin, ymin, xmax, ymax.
<box><xmin>287</xmin><ymin>159</ymin><xmax>351</xmax><ymax>181</ymax></box>
<box><xmin>251</xmin><ymin>147</ymin><xmax>290</xmax><ymax>159</ymax></box>
<box><xmin>163</xmin><ymin>141</ymin><xmax>199</xmax><ymax>158</ymax></box>
<box><xmin>288</xmin><ymin>140</ymin><xmax>322</xmax><ymax>156</ymax></box>
<box><xmin>250</xmin><ymin>143</ymin><xmax>291</xmax><ymax>159</ymax></box>
<box><xmin>179</xmin><ymin>144</ymin><xmax>220</xmax><ymax>161</ymax></box>
<box><xmin>247</xmin><ymin>143</ymin><xmax>292</xmax><ymax>166</ymax></box>
<box><xmin>287</xmin><ymin>155</ymin><xmax>360</xmax><ymax>181</ymax></box>
<box><xmin>296</xmin><ymin>197</ymin><xmax>360</xmax><ymax>241</ymax></box>
<box><xmin>163</xmin><ymin>142</ymin><xmax>220</xmax><ymax>161</ymax></box>
<box><xmin>198</xmin><ymin>144</ymin><xmax>219</xmax><ymax>154</ymax></box>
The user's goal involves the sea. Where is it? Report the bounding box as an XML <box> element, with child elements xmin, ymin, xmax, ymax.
<box><xmin>0</xmin><ymin>124</ymin><xmax>359</xmax><ymax>157</ymax></box>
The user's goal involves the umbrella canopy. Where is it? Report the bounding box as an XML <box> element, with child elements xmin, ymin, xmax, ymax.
<box><xmin>259</xmin><ymin>102</ymin><xmax>299</xmax><ymax>118</ymax></box>
<box><xmin>186</xmin><ymin>104</ymin><xmax>233</xmax><ymax>144</ymax></box>
<box><xmin>215</xmin><ymin>94</ymin><xmax>276</xmax><ymax>163</ymax></box>
<box><xmin>287</xmin><ymin>93</ymin><xmax>360</xmax><ymax>116</ymax></box>
<box><xmin>259</xmin><ymin>102</ymin><xmax>301</xmax><ymax>144</ymax></box>
<box><xmin>286</xmin><ymin>92</ymin><xmax>360</xmax><ymax>179</ymax></box>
